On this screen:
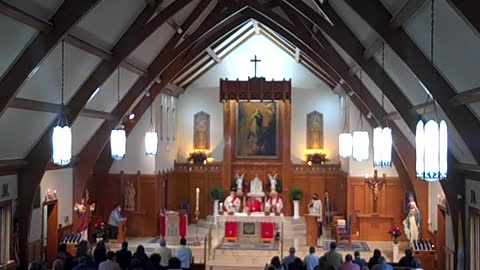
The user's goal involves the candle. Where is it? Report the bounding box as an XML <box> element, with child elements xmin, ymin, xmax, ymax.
<box><xmin>219</xmin><ymin>202</ymin><xmax>223</xmax><ymax>211</ymax></box>
<box><xmin>195</xmin><ymin>188</ymin><xmax>200</xmax><ymax>212</ymax></box>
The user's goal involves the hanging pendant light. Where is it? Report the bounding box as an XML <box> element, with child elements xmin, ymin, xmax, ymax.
<box><xmin>339</xmin><ymin>95</ymin><xmax>352</xmax><ymax>158</ymax></box>
<box><xmin>352</xmin><ymin>129</ymin><xmax>369</xmax><ymax>162</ymax></box>
<box><xmin>373</xmin><ymin>42</ymin><xmax>392</xmax><ymax>167</ymax></box>
<box><xmin>145</xmin><ymin>92</ymin><xmax>158</xmax><ymax>156</ymax></box>
<box><xmin>415</xmin><ymin>0</ymin><xmax>447</xmax><ymax>181</ymax></box>
<box><xmin>52</xmin><ymin>41</ymin><xmax>72</xmax><ymax>165</ymax></box>
<box><xmin>111</xmin><ymin>68</ymin><xmax>126</xmax><ymax>160</ymax></box>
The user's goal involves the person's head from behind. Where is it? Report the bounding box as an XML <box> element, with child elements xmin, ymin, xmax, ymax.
<box><xmin>180</xmin><ymin>238</ymin><xmax>187</xmax><ymax>246</ymax></box>
<box><xmin>160</xmin><ymin>238</ymin><xmax>167</xmax><ymax>247</ymax></box>
<box><xmin>309</xmin><ymin>246</ymin><xmax>315</xmax><ymax>254</ymax></box>
<box><xmin>107</xmin><ymin>251</ymin><xmax>115</xmax><ymax>261</ymax></box>
<box><xmin>294</xmin><ymin>257</ymin><xmax>302</xmax><ymax>265</ymax></box>
<box><xmin>373</xmin><ymin>249</ymin><xmax>381</xmax><ymax>258</ymax></box>
<box><xmin>168</xmin><ymin>257</ymin><xmax>181</xmax><ymax>268</ymax></box>
<box><xmin>405</xmin><ymin>248</ymin><xmax>412</xmax><ymax>257</ymax></box>
<box><xmin>354</xmin><ymin>250</ymin><xmax>360</xmax><ymax>258</ymax></box>
<box><xmin>121</xmin><ymin>241</ymin><xmax>128</xmax><ymax>250</ymax></box>
<box><xmin>97</xmin><ymin>240</ymin><xmax>106</xmax><ymax>249</ymax></box>
<box><xmin>289</xmin><ymin>246</ymin><xmax>296</xmax><ymax>255</ymax></box>
<box><xmin>378</xmin><ymin>256</ymin><xmax>386</xmax><ymax>264</ymax></box>
<box><xmin>412</xmin><ymin>258</ymin><xmax>422</xmax><ymax>268</ymax></box>
<box><xmin>78</xmin><ymin>256</ymin><xmax>87</xmax><ymax>266</ymax></box>
<box><xmin>136</xmin><ymin>244</ymin><xmax>145</xmax><ymax>255</ymax></box>
<box><xmin>130</xmin><ymin>258</ymin><xmax>141</xmax><ymax>269</ymax></box>
<box><xmin>271</xmin><ymin>256</ymin><xmax>281</xmax><ymax>267</ymax></box>
<box><xmin>53</xmin><ymin>259</ymin><xmax>65</xmax><ymax>270</ymax></box>
<box><xmin>319</xmin><ymin>256</ymin><xmax>327</xmax><ymax>268</ymax></box>
<box><xmin>28</xmin><ymin>262</ymin><xmax>42</xmax><ymax>270</ymax></box>
<box><xmin>330</xmin><ymin>241</ymin><xmax>337</xmax><ymax>250</ymax></box>
<box><xmin>267</xmin><ymin>266</ymin><xmax>275</xmax><ymax>270</ymax></box>
<box><xmin>150</xmin><ymin>253</ymin><xmax>161</xmax><ymax>266</ymax></box>
<box><xmin>58</xmin><ymin>243</ymin><xmax>67</xmax><ymax>253</ymax></box>
<box><xmin>345</xmin><ymin>254</ymin><xmax>353</xmax><ymax>262</ymax></box>
<box><xmin>77</xmin><ymin>240</ymin><xmax>89</xmax><ymax>257</ymax></box>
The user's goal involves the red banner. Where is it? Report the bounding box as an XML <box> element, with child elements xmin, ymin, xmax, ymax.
<box><xmin>261</xmin><ymin>222</ymin><xmax>275</xmax><ymax>241</ymax></box>
<box><xmin>179</xmin><ymin>214</ymin><xmax>188</xmax><ymax>238</ymax></box>
<box><xmin>225</xmin><ymin>222</ymin><xmax>238</xmax><ymax>241</ymax></box>
<box><xmin>159</xmin><ymin>214</ymin><xmax>167</xmax><ymax>238</ymax></box>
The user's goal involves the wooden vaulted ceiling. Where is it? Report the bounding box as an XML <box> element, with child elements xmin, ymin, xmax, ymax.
<box><xmin>0</xmin><ymin>0</ymin><xmax>479</xmax><ymax>264</ymax></box>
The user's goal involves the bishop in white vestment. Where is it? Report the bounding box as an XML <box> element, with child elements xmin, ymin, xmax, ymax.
<box><xmin>224</xmin><ymin>189</ymin><xmax>241</xmax><ymax>213</ymax></box>
<box><xmin>266</xmin><ymin>191</ymin><xmax>283</xmax><ymax>213</ymax></box>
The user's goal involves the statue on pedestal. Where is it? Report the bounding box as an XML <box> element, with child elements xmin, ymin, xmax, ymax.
<box><xmin>124</xmin><ymin>181</ymin><xmax>136</xmax><ymax>211</ymax></box>
<box><xmin>247</xmin><ymin>175</ymin><xmax>265</xmax><ymax>197</ymax></box>
<box><xmin>233</xmin><ymin>173</ymin><xmax>245</xmax><ymax>195</ymax></box>
<box><xmin>403</xmin><ymin>196</ymin><xmax>422</xmax><ymax>243</ymax></box>
<box><xmin>365</xmin><ymin>170</ymin><xmax>385</xmax><ymax>213</ymax></box>
<box><xmin>267</xmin><ymin>173</ymin><xmax>278</xmax><ymax>192</ymax></box>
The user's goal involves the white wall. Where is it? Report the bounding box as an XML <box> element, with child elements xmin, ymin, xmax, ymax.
<box><xmin>0</xmin><ymin>174</ymin><xmax>17</xmax><ymax>204</ymax></box>
<box><xmin>428</xmin><ymin>181</ymin><xmax>445</xmax><ymax>232</ymax></box>
<box><xmin>29</xmin><ymin>168</ymin><xmax>73</xmax><ymax>242</ymax></box>
<box><xmin>347</xmin><ymin>97</ymin><xmax>399</xmax><ymax>176</ymax></box>
<box><xmin>177</xmin><ymin>34</ymin><xmax>342</xmax><ymax>163</ymax></box>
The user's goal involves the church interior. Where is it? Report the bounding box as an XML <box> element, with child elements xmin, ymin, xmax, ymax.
<box><xmin>0</xmin><ymin>0</ymin><xmax>479</xmax><ymax>270</ymax></box>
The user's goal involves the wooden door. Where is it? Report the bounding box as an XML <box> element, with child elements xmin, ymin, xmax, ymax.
<box><xmin>43</xmin><ymin>200</ymin><xmax>58</xmax><ymax>268</ymax></box>
<box><xmin>437</xmin><ymin>205</ymin><xmax>446</xmax><ymax>270</ymax></box>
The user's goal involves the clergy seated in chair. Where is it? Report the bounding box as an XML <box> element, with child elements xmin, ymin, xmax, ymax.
<box><xmin>336</xmin><ymin>214</ymin><xmax>353</xmax><ymax>244</ymax></box>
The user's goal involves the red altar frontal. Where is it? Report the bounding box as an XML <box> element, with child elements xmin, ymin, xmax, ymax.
<box><xmin>218</xmin><ymin>213</ymin><xmax>285</xmax><ymax>242</ymax></box>
<box><xmin>159</xmin><ymin>211</ymin><xmax>188</xmax><ymax>243</ymax></box>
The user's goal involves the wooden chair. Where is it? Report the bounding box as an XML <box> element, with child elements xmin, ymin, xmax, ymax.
<box><xmin>331</xmin><ymin>215</ymin><xmax>344</xmax><ymax>240</ymax></box>
<box><xmin>336</xmin><ymin>213</ymin><xmax>353</xmax><ymax>245</ymax></box>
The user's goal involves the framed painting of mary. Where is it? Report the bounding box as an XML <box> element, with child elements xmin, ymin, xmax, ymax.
<box><xmin>236</xmin><ymin>102</ymin><xmax>278</xmax><ymax>158</ymax></box>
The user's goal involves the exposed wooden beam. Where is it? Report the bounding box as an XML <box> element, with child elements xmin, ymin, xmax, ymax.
<box><xmin>167</xmin><ymin>18</ymin><xmax>183</xmax><ymax>34</ymax></box>
<box><xmin>206</xmin><ymin>47</ymin><xmax>222</xmax><ymax>63</ymax></box>
<box><xmin>0</xmin><ymin>159</ymin><xmax>28</xmax><ymax>171</ymax></box>
<box><xmin>0</xmin><ymin>0</ymin><xmax>101</xmax><ymax>119</ymax></box>
<box><xmin>363</xmin><ymin>0</ymin><xmax>427</xmax><ymax>60</ymax></box>
<box><xmin>450</xmin><ymin>86</ymin><xmax>480</xmax><ymax>106</ymax></box>
<box><xmin>79</xmin><ymin>109</ymin><xmax>115</xmax><ymax>120</ymax></box>
<box><xmin>0</xmin><ymin>0</ymin><xmax>53</xmax><ymax>32</ymax></box>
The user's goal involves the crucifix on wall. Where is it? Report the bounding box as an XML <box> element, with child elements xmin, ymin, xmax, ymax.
<box><xmin>365</xmin><ymin>170</ymin><xmax>386</xmax><ymax>214</ymax></box>
<box><xmin>250</xmin><ymin>55</ymin><xmax>261</xmax><ymax>77</ymax></box>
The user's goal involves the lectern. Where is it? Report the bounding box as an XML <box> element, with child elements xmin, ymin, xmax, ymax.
<box><xmin>305</xmin><ymin>214</ymin><xmax>318</xmax><ymax>247</ymax></box>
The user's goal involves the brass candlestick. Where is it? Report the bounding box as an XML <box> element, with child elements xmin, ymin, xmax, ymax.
<box><xmin>194</xmin><ymin>211</ymin><xmax>201</xmax><ymax>246</ymax></box>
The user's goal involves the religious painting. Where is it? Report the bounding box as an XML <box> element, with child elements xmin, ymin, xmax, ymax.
<box><xmin>306</xmin><ymin>111</ymin><xmax>324</xmax><ymax>149</ymax></box>
<box><xmin>236</xmin><ymin>102</ymin><xmax>278</xmax><ymax>158</ymax></box>
<box><xmin>193</xmin><ymin>111</ymin><xmax>210</xmax><ymax>150</ymax></box>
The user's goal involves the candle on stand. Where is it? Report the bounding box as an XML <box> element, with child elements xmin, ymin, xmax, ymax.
<box><xmin>195</xmin><ymin>188</ymin><xmax>200</xmax><ymax>213</ymax></box>
<box><xmin>219</xmin><ymin>202</ymin><xmax>223</xmax><ymax>211</ymax></box>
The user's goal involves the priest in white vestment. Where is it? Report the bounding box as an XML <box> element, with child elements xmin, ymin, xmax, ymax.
<box><xmin>224</xmin><ymin>189</ymin><xmax>241</xmax><ymax>213</ymax></box>
<box><xmin>266</xmin><ymin>191</ymin><xmax>283</xmax><ymax>213</ymax></box>
<box><xmin>308</xmin><ymin>193</ymin><xmax>323</xmax><ymax>237</ymax></box>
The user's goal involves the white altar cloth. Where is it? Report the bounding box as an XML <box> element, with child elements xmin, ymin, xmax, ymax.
<box><xmin>217</xmin><ymin>212</ymin><xmax>285</xmax><ymax>224</ymax></box>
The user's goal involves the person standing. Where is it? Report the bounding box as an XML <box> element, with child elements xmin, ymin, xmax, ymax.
<box><xmin>308</xmin><ymin>193</ymin><xmax>323</xmax><ymax>237</ymax></box>
<box><xmin>98</xmin><ymin>251</ymin><xmax>121</xmax><ymax>270</ymax></box>
<box><xmin>303</xmin><ymin>247</ymin><xmax>319</xmax><ymax>270</ymax></box>
<box><xmin>175</xmin><ymin>238</ymin><xmax>192</xmax><ymax>270</ymax></box>
<box><xmin>108</xmin><ymin>205</ymin><xmax>126</xmax><ymax>239</ymax></box>
<box><xmin>338</xmin><ymin>254</ymin><xmax>360</xmax><ymax>270</ymax></box>
<box><xmin>154</xmin><ymin>239</ymin><xmax>172</xmax><ymax>268</ymax></box>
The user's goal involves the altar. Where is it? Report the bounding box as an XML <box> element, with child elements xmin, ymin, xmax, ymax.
<box><xmin>218</xmin><ymin>213</ymin><xmax>285</xmax><ymax>242</ymax></box>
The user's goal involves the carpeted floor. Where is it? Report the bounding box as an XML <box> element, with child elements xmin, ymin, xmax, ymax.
<box><xmin>149</xmin><ymin>237</ymin><xmax>205</xmax><ymax>245</ymax></box>
<box><xmin>215</xmin><ymin>241</ymin><xmax>279</xmax><ymax>250</ymax></box>
<box><xmin>321</xmin><ymin>241</ymin><xmax>370</xmax><ymax>252</ymax></box>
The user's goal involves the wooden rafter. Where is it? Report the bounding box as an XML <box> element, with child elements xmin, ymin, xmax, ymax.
<box><xmin>450</xmin><ymin>86</ymin><xmax>480</xmax><ymax>106</ymax></box>
<box><xmin>0</xmin><ymin>0</ymin><xmax>101</xmax><ymax>118</ymax></box>
<box><xmin>15</xmin><ymin>1</ymin><xmax>189</xmax><ymax>265</ymax></box>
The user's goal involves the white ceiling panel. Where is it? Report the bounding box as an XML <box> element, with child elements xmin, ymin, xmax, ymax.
<box><xmin>127</xmin><ymin>24</ymin><xmax>175</xmax><ymax>68</ymax></box>
<box><xmin>16</xmin><ymin>42</ymin><xmax>102</xmax><ymax>104</ymax></box>
<box><xmin>84</xmin><ymin>68</ymin><xmax>140</xmax><ymax>112</ymax></box>
<box><xmin>71</xmin><ymin>116</ymin><xmax>104</xmax><ymax>155</ymax></box>
<box><xmin>4</xmin><ymin>0</ymin><xmax>62</xmax><ymax>21</ymax></box>
<box><xmin>71</xmin><ymin>0</ymin><xmax>146</xmax><ymax>50</ymax></box>
<box><xmin>171</xmin><ymin>0</ymin><xmax>201</xmax><ymax>25</ymax></box>
<box><xmin>403</xmin><ymin>0</ymin><xmax>480</xmax><ymax>93</ymax></box>
<box><xmin>0</xmin><ymin>15</ymin><xmax>38</xmax><ymax>79</ymax></box>
<box><xmin>0</xmin><ymin>109</ymin><xmax>56</xmax><ymax>159</ymax></box>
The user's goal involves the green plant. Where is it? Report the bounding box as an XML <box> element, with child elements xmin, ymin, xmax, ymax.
<box><xmin>210</xmin><ymin>187</ymin><xmax>225</xmax><ymax>201</ymax></box>
<box><xmin>289</xmin><ymin>188</ymin><xmax>304</xmax><ymax>201</ymax></box>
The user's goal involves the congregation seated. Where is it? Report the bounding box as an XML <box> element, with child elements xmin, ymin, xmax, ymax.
<box><xmin>115</xmin><ymin>242</ymin><xmax>133</xmax><ymax>270</ymax></box>
<box><xmin>370</xmin><ymin>257</ymin><xmax>392</xmax><ymax>270</ymax></box>
<box><xmin>98</xmin><ymin>251</ymin><xmax>121</xmax><ymax>270</ymax></box>
<box><xmin>367</xmin><ymin>249</ymin><xmax>382</xmax><ymax>269</ymax></box>
<box><xmin>269</xmin><ymin>256</ymin><xmax>284</xmax><ymax>270</ymax></box>
<box><xmin>94</xmin><ymin>240</ymin><xmax>108</xmax><ymax>267</ymax></box>
<box><xmin>323</xmin><ymin>242</ymin><xmax>343</xmax><ymax>270</ymax></box>
<box><xmin>133</xmin><ymin>245</ymin><xmax>149</xmax><ymax>268</ymax></box>
<box><xmin>283</xmin><ymin>247</ymin><xmax>300</xmax><ymax>270</ymax></box>
<box><xmin>353</xmin><ymin>251</ymin><xmax>367</xmax><ymax>269</ymax></box>
<box><xmin>147</xmin><ymin>254</ymin><xmax>163</xmax><ymax>270</ymax></box>
<box><xmin>167</xmin><ymin>257</ymin><xmax>182</xmax><ymax>270</ymax></box>
<box><xmin>56</xmin><ymin>243</ymin><xmax>75</xmax><ymax>270</ymax></box>
<box><xmin>397</xmin><ymin>249</ymin><xmax>414</xmax><ymax>268</ymax></box>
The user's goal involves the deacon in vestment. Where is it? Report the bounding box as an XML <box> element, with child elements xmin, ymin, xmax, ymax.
<box><xmin>224</xmin><ymin>189</ymin><xmax>241</xmax><ymax>213</ymax></box>
<box><xmin>266</xmin><ymin>191</ymin><xmax>284</xmax><ymax>213</ymax></box>
<box><xmin>308</xmin><ymin>193</ymin><xmax>323</xmax><ymax>237</ymax></box>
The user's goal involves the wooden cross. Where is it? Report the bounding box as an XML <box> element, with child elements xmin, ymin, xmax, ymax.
<box><xmin>250</xmin><ymin>55</ymin><xmax>261</xmax><ymax>77</ymax></box>
<box><xmin>365</xmin><ymin>170</ymin><xmax>386</xmax><ymax>214</ymax></box>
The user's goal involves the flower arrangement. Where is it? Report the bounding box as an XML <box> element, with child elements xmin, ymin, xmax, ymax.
<box><xmin>388</xmin><ymin>226</ymin><xmax>402</xmax><ymax>244</ymax></box>
<box><xmin>187</xmin><ymin>151</ymin><xmax>208</xmax><ymax>164</ymax></box>
<box><xmin>94</xmin><ymin>221</ymin><xmax>106</xmax><ymax>239</ymax></box>
<box><xmin>305</xmin><ymin>152</ymin><xmax>330</xmax><ymax>165</ymax></box>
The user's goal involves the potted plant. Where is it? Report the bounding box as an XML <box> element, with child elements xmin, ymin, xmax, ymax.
<box><xmin>388</xmin><ymin>226</ymin><xmax>402</xmax><ymax>262</ymax></box>
<box><xmin>94</xmin><ymin>221</ymin><xmax>106</xmax><ymax>242</ymax></box>
<box><xmin>210</xmin><ymin>187</ymin><xmax>225</xmax><ymax>219</ymax></box>
<box><xmin>289</xmin><ymin>188</ymin><xmax>304</xmax><ymax>220</ymax></box>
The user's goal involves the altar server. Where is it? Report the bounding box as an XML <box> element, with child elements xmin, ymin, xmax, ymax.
<box><xmin>224</xmin><ymin>188</ymin><xmax>241</xmax><ymax>213</ymax></box>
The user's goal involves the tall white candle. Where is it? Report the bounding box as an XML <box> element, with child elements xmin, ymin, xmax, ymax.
<box><xmin>195</xmin><ymin>188</ymin><xmax>200</xmax><ymax>212</ymax></box>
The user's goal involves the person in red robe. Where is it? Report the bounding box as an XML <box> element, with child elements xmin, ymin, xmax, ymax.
<box><xmin>246</xmin><ymin>196</ymin><xmax>263</xmax><ymax>212</ymax></box>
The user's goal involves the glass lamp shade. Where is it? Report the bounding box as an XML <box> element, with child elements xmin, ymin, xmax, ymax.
<box><xmin>339</xmin><ymin>133</ymin><xmax>353</xmax><ymax>158</ymax></box>
<box><xmin>352</xmin><ymin>131</ymin><xmax>369</xmax><ymax>162</ymax></box>
<box><xmin>416</xmin><ymin>120</ymin><xmax>447</xmax><ymax>181</ymax></box>
<box><xmin>111</xmin><ymin>127</ymin><xmax>126</xmax><ymax>160</ymax></box>
<box><xmin>52</xmin><ymin>124</ymin><xmax>72</xmax><ymax>165</ymax></box>
<box><xmin>145</xmin><ymin>131</ymin><xmax>158</xmax><ymax>156</ymax></box>
<box><xmin>373</xmin><ymin>127</ymin><xmax>392</xmax><ymax>167</ymax></box>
